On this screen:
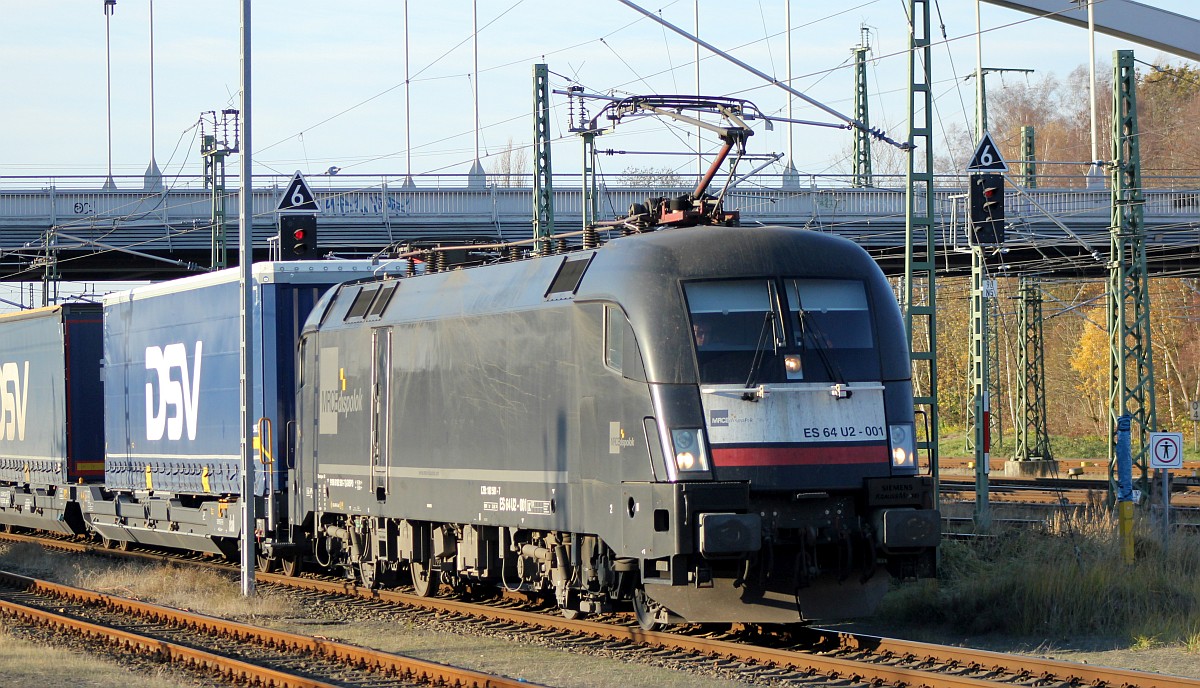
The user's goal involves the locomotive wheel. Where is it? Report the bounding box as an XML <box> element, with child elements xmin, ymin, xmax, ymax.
<box><xmin>256</xmin><ymin>554</ymin><xmax>278</xmax><ymax>574</ymax></box>
<box><xmin>279</xmin><ymin>555</ymin><xmax>301</xmax><ymax>577</ymax></box>
<box><xmin>632</xmin><ymin>588</ymin><xmax>663</xmax><ymax>632</ymax></box>
<box><xmin>409</xmin><ymin>560</ymin><xmax>439</xmax><ymax>597</ymax></box>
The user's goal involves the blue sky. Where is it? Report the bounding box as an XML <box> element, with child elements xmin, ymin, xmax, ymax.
<box><xmin>0</xmin><ymin>0</ymin><xmax>1196</xmax><ymax>184</ymax></box>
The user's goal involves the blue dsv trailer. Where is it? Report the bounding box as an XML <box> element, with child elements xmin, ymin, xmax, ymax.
<box><xmin>0</xmin><ymin>304</ymin><xmax>103</xmax><ymax>534</ymax></box>
<box><xmin>86</xmin><ymin>261</ymin><xmax>402</xmax><ymax>554</ymax></box>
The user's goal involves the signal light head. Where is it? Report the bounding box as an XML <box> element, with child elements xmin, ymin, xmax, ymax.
<box><xmin>280</xmin><ymin>214</ymin><xmax>317</xmax><ymax>259</ymax></box>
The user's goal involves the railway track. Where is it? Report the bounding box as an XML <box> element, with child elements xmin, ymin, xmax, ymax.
<box><xmin>3</xmin><ymin>531</ymin><xmax>1198</xmax><ymax>688</ymax></box>
<box><xmin>939</xmin><ymin>476</ymin><xmax>1200</xmax><ymax>507</ymax></box>
<box><xmin>0</xmin><ymin>565</ymin><xmax>541</xmax><ymax>688</ymax></box>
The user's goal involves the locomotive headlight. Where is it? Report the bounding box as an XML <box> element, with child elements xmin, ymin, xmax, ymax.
<box><xmin>671</xmin><ymin>428</ymin><xmax>710</xmax><ymax>473</ymax></box>
<box><xmin>889</xmin><ymin>423</ymin><xmax>917</xmax><ymax>473</ymax></box>
<box><xmin>783</xmin><ymin>354</ymin><xmax>803</xmax><ymax>379</ymax></box>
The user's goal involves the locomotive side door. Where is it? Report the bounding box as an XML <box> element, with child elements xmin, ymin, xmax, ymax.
<box><xmin>370</xmin><ymin>327</ymin><xmax>392</xmax><ymax>501</ymax></box>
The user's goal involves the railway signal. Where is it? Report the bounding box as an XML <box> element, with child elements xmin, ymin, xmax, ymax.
<box><xmin>275</xmin><ymin>170</ymin><xmax>321</xmax><ymax>259</ymax></box>
<box><xmin>969</xmin><ymin>173</ymin><xmax>1006</xmax><ymax>245</ymax></box>
<box><xmin>280</xmin><ymin>214</ymin><xmax>318</xmax><ymax>258</ymax></box>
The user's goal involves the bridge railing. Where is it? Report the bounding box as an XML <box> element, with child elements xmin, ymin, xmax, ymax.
<box><xmin>2</xmin><ymin>173</ymin><xmax>1199</xmax><ymax>233</ymax></box>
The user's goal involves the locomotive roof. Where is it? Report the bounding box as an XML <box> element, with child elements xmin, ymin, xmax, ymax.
<box><xmin>311</xmin><ymin>225</ymin><xmax>909</xmax><ymax>385</ymax></box>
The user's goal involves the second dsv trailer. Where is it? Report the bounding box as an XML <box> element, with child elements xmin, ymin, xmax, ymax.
<box><xmin>82</xmin><ymin>261</ymin><xmax>401</xmax><ymax>554</ymax></box>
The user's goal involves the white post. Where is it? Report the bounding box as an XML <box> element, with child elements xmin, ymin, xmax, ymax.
<box><xmin>695</xmin><ymin>0</ymin><xmax>702</xmax><ymax>179</ymax></box>
<box><xmin>404</xmin><ymin>0</ymin><xmax>412</xmax><ymax>186</ymax></box>
<box><xmin>1086</xmin><ymin>0</ymin><xmax>1103</xmax><ymax>188</ymax></box>
<box><xmin>149</xmin><ymin>1</ymin><xmax>155</xmax><ymax>162</ymax></box>
<box><xmin>975</xmin><ymin>0</ymin><xmax>984</xmax><ymax>137</ymax></box>
<box><xmin>238</xmin><ymin>0</ymin><xmax>257</xmax><ymax>598</ymax></box>
<box><xmin>785</xmin><ymin>0</ymin><xmax>793</xmax><ymax>165</ymax></box>
<box><xmin>104</xmin><ymin>0</ymin><xmax>115</xmax><ymax>189</ymax></box>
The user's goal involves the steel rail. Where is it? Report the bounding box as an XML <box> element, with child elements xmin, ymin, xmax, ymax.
<box><xmin>0</xmin><ymin>568</ymin><xmax>543</xmax><ymax>688</ymax></box>
<box><xmin>3</xmin><ymin>531</ymin><xmax>1197</xmax><ymax>687</ymax></box>
<box><xmin>0</xmin><ymin>580</ymin><xmax>340</xmax><ymax>688</ymax></box>
<box><xmin>806</xmin><ymin>628</ymin><xmax>1200</xmax><ymax>688</ymax></box>
<box><xmin>263</xmin><ymin>565</ymin><xmax>1196</xmax><ymax>688</ymax></box>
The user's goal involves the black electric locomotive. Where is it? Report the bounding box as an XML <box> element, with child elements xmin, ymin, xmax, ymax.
<box><xmin>290</xmin><ymin>224</ymin><xmax>938</xmax><ymax>627</ymax></box>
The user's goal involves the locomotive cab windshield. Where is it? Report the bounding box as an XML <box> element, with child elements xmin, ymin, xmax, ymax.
<box><xmin>685</xmin><ymin>277</ymin><xmax>879</xmax><ymax>385</ymax></box>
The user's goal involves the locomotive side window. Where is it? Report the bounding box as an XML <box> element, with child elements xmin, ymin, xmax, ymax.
<box><xmin>546</xmin><ymin>254</ymin><xmax>594</xmax><ymax>297</ymax></box>
<box><xmin>366</xmin><ymin>282</ymin><xmax>398</xmax><ymax>319</ymax></box>
<box><xmin>345</xmin><ymin>285</ymin><xmax>377</xmax><ymax>320</ymax></box>
<box><xmin>604</xmin><ymin>305</ymin><xmax>624</xmax><ymax>372</ymax></box>
<box><xmin>604</xmin><ymin>304</ymin><xmax>648</xmax><ymax>381</ymax></box>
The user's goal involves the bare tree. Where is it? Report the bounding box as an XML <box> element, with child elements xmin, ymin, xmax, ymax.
<box><xmin>488</xmin><ymin>138</ymin><xmax>530</xmax><ymax>187</ymax></box>
<box><xmin>620</xmin><ymin>166</ymin><xmax>684</xmax><ymax>188</ymax></box>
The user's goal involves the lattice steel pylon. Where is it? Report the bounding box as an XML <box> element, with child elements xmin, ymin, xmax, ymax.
<box><xmin>904</xmin><ymin>0</ymin><xmax>939</xmax><ymax>500</ymax></box>
<box><xmin>1016</xmin><ymin>276</ymin><xmax>1053</xmax><ymax>461</ymax></box>
<box><xmin>532</xmin><ymin>64</ymin><xmax>555</xmax><ymax>253</ymax></box>
<box><xmin>202</xmin><ymin>140</ymin><xmax>226</xmax><ymax>269</ymax></box>
<box><xmin>200</xmin><ymin>109</ymin><xmax>239</xmax><ymax>270</ymax></box>
<box><xmin>852</xmin><ymin>27</ymin><xmax>873</xmax><ymax>188</ymax></box>
<box><xmin>1107</xmin><ymin>50</ymin><xmax>1155</xmax><ymax>498</ymax></box>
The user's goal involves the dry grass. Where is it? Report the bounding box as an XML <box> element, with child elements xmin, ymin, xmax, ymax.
<box><xmin>0</xmin><ymin>618</ymin><xmax>198</xmax><ymax>687</ymax></box>
<box><xmin>69</xmin><ymin>562</ymin><xmax>296</xmax><ymax>621</ymax></box>
<box><xmin>0</xmin><ymin>541</ymin><xmax>295</xmax><ymax>621</ymax></box>
<box><xmin>880</xmin><ymin>508</ymin><xmax>1200</xmax><ymax>645</ymax></box>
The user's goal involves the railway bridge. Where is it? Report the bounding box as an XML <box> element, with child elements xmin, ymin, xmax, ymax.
<box><xmin>1</xmin><ymin>172</ymin><xmax>1198</xmax><ymax>282</ymax></box>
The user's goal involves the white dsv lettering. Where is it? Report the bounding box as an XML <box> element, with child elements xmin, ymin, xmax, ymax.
<box><xmin>145</xmin><ymin>342</ymin><xmax>203</xmax><ymax>441</ymax></box>
<box><xmin>0</xmin><ymin>361</ymin><xmax>30</xmax><ymax>442</ymax></box>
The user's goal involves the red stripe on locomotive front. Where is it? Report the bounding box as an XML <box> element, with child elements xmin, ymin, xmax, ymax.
<box><xmin>712</xmin><ymin>444</ymin><xmax>888</xmax><ymax>467</ymax></box>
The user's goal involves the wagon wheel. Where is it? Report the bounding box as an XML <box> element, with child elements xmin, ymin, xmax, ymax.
<box><xmin>632</xmin><ymin>587</ymin><xmax>663</xmax><ymax>632</ymax></box>
<box><xmin>357</xmin><ymin>560</ymin><xmax>382</xmax><ymax>589</ymax></box>
<box><xmin>256</xmin><ymin>553</ymin><xmax>278</xmax><ymax>574</ymax></box>
<box><xmin>409</xmin><ymin>559</ymin><xmax>440</xmax><ymax>597</ymax></box>
<box><xmin>279</xmin><ymin>555</ymin><xmax>302</xmax><ymax>577</ymax></box>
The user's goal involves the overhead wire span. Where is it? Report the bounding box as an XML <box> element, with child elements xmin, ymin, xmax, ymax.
<box><xmin>614</xmin><ymin>0</ymin><xmax>910</xmax><ymax>150</ymax></box>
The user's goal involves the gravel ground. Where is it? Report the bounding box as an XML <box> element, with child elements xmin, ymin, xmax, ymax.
<box><xmin>2</xmin><ymin>542</ymin><xmax>1198</xmax><ymax>686</ymax></box>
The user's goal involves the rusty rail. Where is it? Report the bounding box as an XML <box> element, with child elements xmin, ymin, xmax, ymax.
<box><xmin>3</xmin><ymin>531</ymin><xmax>1198</xmax><ymax>687</ymax></box>
<box><xmin>0</xmin><ymin>568</ymin><xmax>542</xmax><ymax>688</ymax></box>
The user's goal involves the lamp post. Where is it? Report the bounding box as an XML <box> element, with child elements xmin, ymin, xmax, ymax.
<box><xmin>145</xmin><ymin>0</ymin><xmax>161</xmax><ymax>190</ymax></box>
<box><xmin>103</xmin><ymin>0</ymin><xmax>116</xmax><ymax>190</ymax></box>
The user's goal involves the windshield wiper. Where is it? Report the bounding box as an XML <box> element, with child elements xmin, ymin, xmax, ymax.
<box><xmin>795</xmin><ymin>306</ymin><xmax>846</xmax><ymax>385</ymax></box>
<box><xmin>743</xmin><ymin>311</ymin><xmax>777</xmax><ymax>392</ymax></box>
